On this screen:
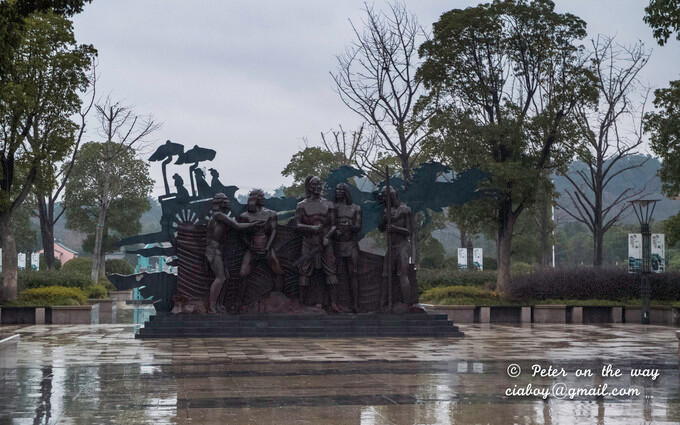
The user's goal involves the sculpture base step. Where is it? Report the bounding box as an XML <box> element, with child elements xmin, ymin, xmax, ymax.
<box><xmin>136</xmin><ymin>313</ymin><xmax>464</xmax><ymax>338</ymax></box>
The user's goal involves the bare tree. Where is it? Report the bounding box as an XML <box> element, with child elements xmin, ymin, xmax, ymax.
<box><xmin>34</xmin><ymin>62</ymin><xmax>97</xmax><ymax>270</ymax></box>
<box><xmin>317</xmin><ymin>123</ymin><xmax>392</xmax><ymax>184</ymax></box>
<box><xmin>331</xmin><ymin>1</ymin><xmax>430</xmax><ymax>182</ymax></box>
<box><xmin>318</xmin><ymin>123</ymin><xmax>363</xmax><ymax>165</ymax></box>
<box><xmin>89</xmin><ymin>97</ymin><xmax>160</xmax><ymax>282</ymax></box>
<box><xmin>558</xmin><ymin>36</ymin><xmax>652</xmax><ymax>266</ymax></box>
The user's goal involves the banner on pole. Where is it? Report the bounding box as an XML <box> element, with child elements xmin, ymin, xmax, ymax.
<box><xmin>31</xmin><ymin>252</ymin><xmax>40</xmax><ymax>271</ymax></box>
<box><xmin>17</xmin><ymin>252</ymin><xmax>26</xmax><ymax>270</ymax></box>
<box><xmin>652</xmin><ymin>234</ymin><xmax>665</xmax><ymax>273</ymax></box>
<box><xmin>628</xmin><ymin>234</ymin><xmax>642</xmax><ymax>273</ymax></box>
<box><xmin>473</xmin><ymin>248</ymin><xmax>483</xmax><ymax>271</ymax></box>
<box><xmin>457</xmin><ymin>248</ymin><xmax>467</xmax><ymax>270</ymax></box>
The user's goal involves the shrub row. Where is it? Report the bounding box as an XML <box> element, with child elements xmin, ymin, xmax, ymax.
<box><xmin>16</xmin><ymin>286</ymin><xmax>87</xmax><ymax>306</ymax></box>
<box><xmin>420</xmin><ymin>285</ymin><xmax>511</xmax><ymax>306</ymax></box>
<box><xmin>508</xmin><ymin>268</ymin><xmax>680</xmax><ymax>301</ymax></box>
<box><xmin>61</xmin><ymin>258</ymin><xmax>134</xmax><ymax>276</ymax></box>
<box><xmin>85</xmin><ymin>284</ymin><xmax>109</xmax><ymax>299</ymax></box>
<box><xmin>19</xmin><ymin>270</ymin><xmax>91</xmax><ymax>290</ymax></box>
<box><xmin>18</xmin><ymin>270</ymin><xmax>114</xmax><ymax>296</ymax></box>
<box><xmin>418</xmin><ymin>268</ymin><xmax>497</xmax><ymax>291</ymax></box>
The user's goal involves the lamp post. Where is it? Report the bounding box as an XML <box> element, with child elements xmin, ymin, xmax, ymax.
<box><xmin>629</xmin><ymin>199</ymin><xmax>660</xmax><ymax>325</ymax></box>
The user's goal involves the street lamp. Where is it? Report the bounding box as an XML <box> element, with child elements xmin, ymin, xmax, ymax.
<box><xmin>629</xmin><ymin>198</ymin><xmax>660</xmax><ymax>325</ymax></box>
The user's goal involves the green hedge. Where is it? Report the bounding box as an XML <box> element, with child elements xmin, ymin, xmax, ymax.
<box><xmin>508</xmin><ymin>268</ymin><xmax>680</xmax><ymax>301</ymax></box>
<box><xmin>61</xmin><ymin>258</ymin><xmax>93</xmax><ymax>275</ymax></box>
<box><xmin>421</xmin><ymin>285</ymin><xmax>639</xmax><ymax>307</ymax></box>
<box><xmin>420</xmin><ymin>285</ymin><xmax>512</xmax><ymax>306</ymax></box>
<box><xmin>84</xmin><ymin>284</ymin><xmax>108</xmax><ymax>299</ymax></box>
<box><xmin>418</xmin><ymin>268</ymin><xmax>497</xmax><ymax>291</ymax></box>
<box><xmin>99</xmin><ymin>277</ymin><xmax>117</xmax><ymax>292</ymax></box>
<box><xmin>510</xmin><ymin>262</ymin><xmax>535</xmax><ymax>275</ymax></box>
<box><xmin>62</xmin><ymin>257</ymin><xmax>134</xmax><ymax>276</ymax></box>
<box><xmin>18</xmin><ymin>270</ymin><xmax>91</xmax><ymax>290</ymax></box>
<box><xmin>105</xmin><ymin>259</ymin><xmax>134</xmax><ymax>275</ymax></box>
<box><xmin>14</xmin><ymin>286</ymin><xmax>87</xmax><ymax>306</ymax></box>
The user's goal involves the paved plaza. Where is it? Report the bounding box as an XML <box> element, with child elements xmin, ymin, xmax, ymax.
<box><xmin>1</xmin><ymin>306</ymin><xmax>679</xmax><ymax>424</ymax></box>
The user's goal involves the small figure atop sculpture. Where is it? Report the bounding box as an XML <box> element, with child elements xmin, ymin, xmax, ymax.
<box><xmin>295</xmin><ymin>176</ymin><xmax>340</xmax><ymax>312</ymax></box>
<box><xmin>379</xmin><ymin>185</ymin><xmax>416</xmax><ymax>309</ymax></box>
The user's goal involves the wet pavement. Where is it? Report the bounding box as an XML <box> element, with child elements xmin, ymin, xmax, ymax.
<box><xmin>1</xmin><ymin>305</ymin><xmax>679</xmax><ymax>424</ymax></box>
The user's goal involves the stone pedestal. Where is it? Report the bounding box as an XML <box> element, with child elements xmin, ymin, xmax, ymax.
<box><xmin>650</xmin><ymin>306</ymin><xmax>673</xmax><ymax>325</ymax></box>
<box><xmin>110</xmin><ymin>290</ymin><xmax>133</xmax><ymax>306</ymax></box>
<box><xmin>88</xmin><ymin>299</ymin><xmax>116</xmax><ymax>324</ymax></box>
<box><xmin>625</xmin><ymin>306</ymin><xmax>641</xmax><ymax>323</ymax></box>
<box><xmin>521</xmin><ymin>307</ymin><xmax>531</xmax><ymax>323</ymax></box>
<box><xmin>480</xmin><ymin>307</ymin><xmax>491</xmax><ymax>323</ymax></box>
<box><xmin>0</xmin><ymin>307</ymin><xmax>46</xmax><ymax>325</ymax></box>
<box><xmin>431</xmin><ymin>305</ymin><xmax>475</xmax><ymax>323</ymax></box>
<box><xmin>571</xmin><ymin>306</ymin><xmax>583</xmax><ymax>324</ymax></box>
<box><xmin>533</xmin><ymin>305</ymin><xmax>566</xmax><ymax>324</ymax></box>
<box><xmin>51</xmin><ymin>304</ymin><xmax>99</xmax><ymax>324</ymax></box>
<box><xmin>625</xmin><ymin>306</ymin><xmax>673</xmax><ymax>325</ymax></box>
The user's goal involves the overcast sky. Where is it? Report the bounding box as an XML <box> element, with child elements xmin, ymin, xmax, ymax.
<box><xmin>71</xmin><ymin>1</ymin><xmax>679</xmax><ymax>197</ymax></box>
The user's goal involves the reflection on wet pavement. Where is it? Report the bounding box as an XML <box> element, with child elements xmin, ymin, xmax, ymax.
<box><xmin>1</xmin><ymin>308</ymin><xmax>678</xmax><ymax>424</ymax></box>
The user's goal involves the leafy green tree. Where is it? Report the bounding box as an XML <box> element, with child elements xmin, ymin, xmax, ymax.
<box><xmin>11</xmin><ymin>204</ymin><xmax>38</xmax><ymax>254</ymax></box>
<box><xmin>0</xmin><ymin>10</ymin><xmax>94</xmax><ymax>300</ymax></box>
<box><xmin>664</xmin><ymin>210</ymin><xmax>680</xmax><ymax>247</ymax></box>
<box><xmin>64</xmin><ymin>141</ymin><xmax>154</xmax><ymax>280</ymax></box>
<box><xmin>418</xmin><ymin>0</ymin><xmax>596</xmax><ymax>292</ymax></box>
<box><xmin>0</xmin><ymin>0</ymin><xmax>91</xmax><ymax>79</ymax></box>
<box><xmin>645</xmin><ymin>81</ymin><xmax>680</xmax><ymax>198</ymax></box>
<box><xmin>416</xmin><ymin>211</ymin><xmax>447</xmax><ymax>268</ymax></box>
<box><xmin>78</xmin><ymin>194</ymin><xmax>152</xmax><ymax>260</ymax></box>
<box><xmin>644</xmin><ymin>0</ymin><xmax>680</xmax><ymax>46</ymax></box>
<box><xmin>281</xmin><ymin>147</ymin><xmax>350</xmax><ymax>197</ymax></box>
<box><xmin>34</xmin><ymin>66</ymin><xmax>95</xmax><ymax>271</ymax></box>
<box><xmin>645</xmin><ymin>81</ymin><xmax>680</xmax><ymax>246</ymax></box>
<box><xmin>643</xmin><ymin>0</ymin><xmax>680</xmax><ymax>248</ymax></box>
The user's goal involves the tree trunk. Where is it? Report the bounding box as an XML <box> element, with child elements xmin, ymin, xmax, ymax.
<box><xmin>98</xmin><ymin>226</ymin><xmax>108</xmax><ymax>280</ymax></box>
<box><xmin>593</xmin><ymin>224</ymin><xmax>604</xmax><ymax>267</ymax></box>
<box><xmin>37</xmin><ymin>197</ymin><xmax>55</xmax><ymax>270</ymax></box>
<box><xmin>91</xmin><ymin>163</ymin><xmax>111</xmax><ymax>283</ymax></box>
<box><xmin>99</xmin><ymin>250</ymin><xmax>106</xmax><ymax>279</ymax></box>
<box><xmin>460</xmin><ymin>229</ymin><xmax>468</xmax><ymax>249</ymax></box>
<box><xmin>399</xmin><ymin>154</ymin><xmax>411</xmax><ymax>182</ymax></box>
<box><xmin>539</xmin><ymin>204</ymin><xmax>550</xmax><ymax>270</ymax></box>
<box><xmin>496</xmin><ymin>201</ymin><xmax>516</xmax><ymax>294</ymax></box>
<box><xmin>0</xmin><ymin>216</ymin><xmax>18</xmax><ymax>301</ymax></box>
<box><xmin>591</xmin><ymin>157</ymin><xmax>604</xmax><ymax>267</ymax></box>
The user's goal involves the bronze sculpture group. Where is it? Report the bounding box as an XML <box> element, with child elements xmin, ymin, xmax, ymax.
<box><xmin>204</xmin><ymin>176</ymin><xmax>416</xmax><ymax>314</ymax></box>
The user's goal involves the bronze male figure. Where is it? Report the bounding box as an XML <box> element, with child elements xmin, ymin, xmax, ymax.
<box><xmin>205</xmin><ymin>193</ymin><xmax>262</xmax><ymax>313</ymax></box>
<box><xmin>333</xmin><ymin>183</ymin><xmax>362</xmax><ymax>312</ymax></box>
<box><xmin>236</xmin><ymin>189</ymin><xmax>283</xmax><ymax>310</ymax></box>
<box><xmin>295</xmin><ymin>176</ymin><xmax>340</xmax><ymax>312</ymax></box>
<box><xmin>379</xmin><ymin>187</ymin><xmax>415</xmax><ymax>307</ymax></box>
